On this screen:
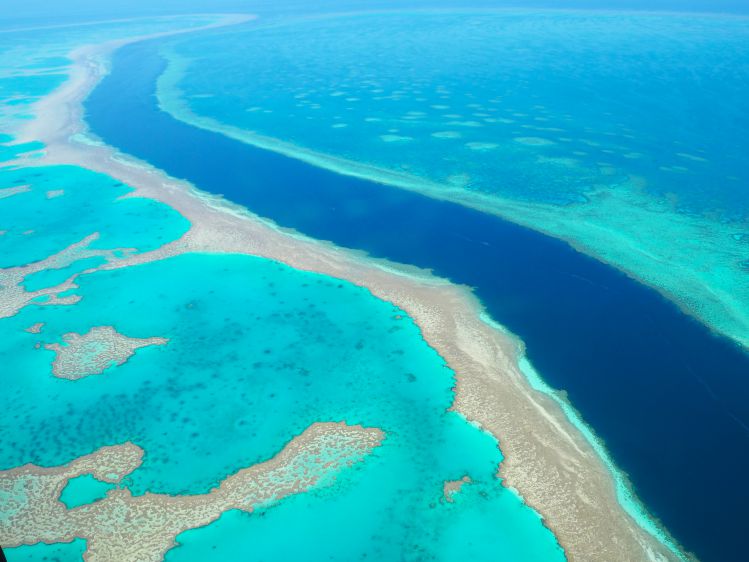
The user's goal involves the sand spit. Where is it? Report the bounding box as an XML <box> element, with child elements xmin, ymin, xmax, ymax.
<box><xmin>0</xmin><ymin>422</ymin><xmax>383</xmax><ymax>562</ymax></box>
<box><xmin>8</xmin><ymin>14</ymin><xmax>685</xmax><ymax>562</ymax></box>
<box><xmin>45</xmin><ymin>326</ymin><xmax>169</xmax><ymax>380</ymax></box>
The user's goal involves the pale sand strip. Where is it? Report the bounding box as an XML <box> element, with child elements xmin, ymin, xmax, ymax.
<box><xmin>9</xmin><ymin>16</ymin><xmax>686</xmax><ymax>562</ymax></box>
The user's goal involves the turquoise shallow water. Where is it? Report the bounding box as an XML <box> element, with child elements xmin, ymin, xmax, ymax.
<box><xmin>4</xmin><ymin>539</ymin><xmax>86</xmax><ymax>561</ymax></box>
<box><xmin>0</xmin><ymin>15</ymin><xmax>222</xmax><ymax>131</ymax></box>
<box><xmin>0</xmin><ymin>137</ymin><xmax>189</xmax><ymax>269</ymax></box>
<box><xmin>158</xmin><ymin>10</ymin><xmax>749</xmax><ymax>347</ymax></box>
<box><xmin>22</xmin><ymin>256</ymin><xmax>108</xmax><ymax>292</ymax></box>
<box><xmin>0</xmin><ymin>80</ymin><xmax>565</xmax><ymax>555</ymax></box>
<box><xmin>0</xmin><ymin>252</ymin><xmax>564</xmax><ymax>560</ymax></box>
<box><xmin>167</xmin><ymin>474</ymin><xmax>553</xmax><ymax>562</ymax></box>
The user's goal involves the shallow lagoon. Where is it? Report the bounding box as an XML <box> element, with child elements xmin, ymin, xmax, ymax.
<box><xmin>0</xmin><ymin>17</ymin><xmax>566</xmax><ymax>561</ymax></box>
<box><xmin>0</xmin><ymin>15</ymin><xmax>222</xmax><ymax>132</ymax></box>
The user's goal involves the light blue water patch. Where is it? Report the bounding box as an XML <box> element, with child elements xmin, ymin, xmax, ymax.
<box><xmin>21</xmin><ymin>256</ymin><xmax>107</xmax><ymax>292</ymax></box>
<box><xmin>3</xmin><ymin>539</ymin><xmax>86</xmax><ymax>562</ymax></box>
<box><xmin>58</xmin><ymin>474</ymin><xmax>116</xmax><ymax>509</ymax></box>
<box><xmin>17</xmin><ymin>56</ymin><xmax>70</xmax><ymax>70</ymax></box>
<box><xmin>0</xmin><ymin>136</ymin><xmax>43</xmax><ymax>158</ymax></box>
<box><xmin>4</xmin><ymin>98</ymin><xmax>36</xmax><ymax>107</ymax></box>
<box><xmin>0</xmin><ymin>15</ymin><xmax>229</xmax><ymax>131</ymax></box>
<box><xmin>0</xmin><ymin>253</ymin><xmax>563</xmax><ymax>560</ymax></box>
<box><xmin>0</xmin><ymin>140</ymin><xmax>189</xmax><ymax>269</ymax></box>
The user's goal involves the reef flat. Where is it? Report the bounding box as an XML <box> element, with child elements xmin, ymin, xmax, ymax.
<box><xmin>155</xmin><ymin>10</ymin><xmax>749</xmax><ymax>351</ymax></box>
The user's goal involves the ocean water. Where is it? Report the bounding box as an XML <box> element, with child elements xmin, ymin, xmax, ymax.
<box><xmin>22</xmin><ymin>256</ymin><xmax>107</xmax><ymax>292</ymax></box>
<box><xmin>0</xmin><ymin>137</ymin><xmax>189</xmax><ymax>269</ymax></box>
<box><xmin>0</xmin><ymin>253</ymin><xmax>563</xmax><ymax>560</ymax></box>
<box><xmin>0</xmin><ymin>16</ymin><xmax>568</xmax><ymax>561</ymax></box>
<box><xmin>4</xmin><ymin>539</ymin><xmax>86</xmax><ymax>562</ymax></box>
<box><xmin>85</xmin><ymin>36</ymin><xmax>749</xmax><ymax>562</ymax></box>
<box><xmin>157</xmin><ymin>10</ymin><xmax>749</xmax><ymax>349</ymax></box>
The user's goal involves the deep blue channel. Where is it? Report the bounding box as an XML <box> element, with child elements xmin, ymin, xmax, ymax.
<box><xmin>84</xmin><ymin>40</ymin><xmax>749</xmax><ymax>562</ymax></box>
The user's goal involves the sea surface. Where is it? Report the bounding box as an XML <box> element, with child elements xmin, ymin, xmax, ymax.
<box><xmin>83</xmin><ymin>20</ymin><xmax>749</xmax><ymax>562</ymax></box>
<box><xmin>1</xmin><ymin>18</ymin><xmax>565</xmax><ymax>562</ymax></box>
<box><xmin>3</xmin><ymin>539</ymin><xmax>87</xmax><ymax>562</ymax></box>
<box><xmin>158</xmin><ymin>10</ymin><xmax>749</xmax><ymax>349</ymax></box>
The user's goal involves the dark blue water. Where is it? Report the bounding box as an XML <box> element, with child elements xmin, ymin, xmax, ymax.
<box><xmin>85</xmin><ymin>40</ymin><xmax>749</xmax><ymax>562</ymax></box>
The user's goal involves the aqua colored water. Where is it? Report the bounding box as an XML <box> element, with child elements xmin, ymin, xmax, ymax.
<box><xmin>0</xmin><ymin>139</ymin><xmax>189</xmax><ymax>270</ymax></box>
<box><xmin>59</xmin><ymin>474</ymin><xmax>115</xmax><ymax>509</ymax></box>
<box><xmin>167</xmin><ymin>467</ymin><xmax>553</xmax><ymax>562</ymax></box>
<box><xmin>86</xmin><ymin>34</ymin><xmax>749</xmax><ymax>562</ymax></box>
<box><xmin>0</xmin><ymin>17</ymin><xmax>563</xmax><ymax>560</ymax></box>
<box><xmin>3</xmin><ymin>538</ymin><xmax>86</xmax><ymax>561</ymax></box>
<box><xmin>6</xmin><ymin>9</ymin><xmax>749</xmax><ymax>561</ymax></box>
<box><xmin>166</xmin><ymin>11</ymin><xmax>749</xmax><ymax>212</ymax></box>
<box><xmin>157</xmin><ymin>10</ymin><xmax>749</xmax><ymax>348</ymax></box>
<box><xmin>0</xmin><ymin>73</ymin><xmax>66</xmax><ymax>113</ymax></box>
<box><xmin>0</xmin><ymin>253</ymin><xmax>563</xmax><ymax>560</ymax></box>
